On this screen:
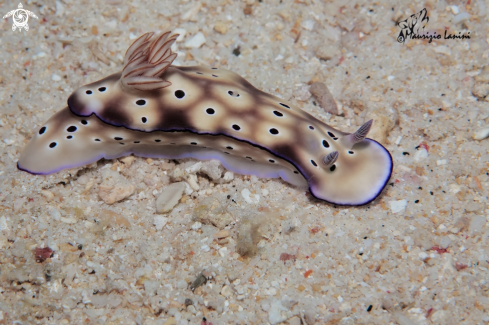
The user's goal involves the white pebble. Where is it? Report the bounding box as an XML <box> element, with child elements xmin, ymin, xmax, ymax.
<box><xmin>156</xmin><ymin>182</ymin><xmax>186</xmax><ymax>213</ymax></box>
<box><xmin>236</xmin><ymin>285</ymin><xmax>245</xmax><ymax>294</ymax></box>
<box><xmin>154</xmin><ymin>216</ymin><xmax>168</xmax><ymax>230</ymax></box>
<box><xmin>200</xmin><ymin>160</ymin><xmax>222</xmax><ymax>180</ymax></box>
<box><xmin>439</xmin><ymin>236</ymin><xmax>451</xmax><ymax>249</ymax></box>
<box><xmin>413</xmin><ymin>148</ymin><xmax>428</xmax><ymax>161</ymax></box>
<box><xmin>56</xmin><ymin>1</ymin><xmax>65</xmax><ymax>16</ymax></box>
<box><xmin>450</xmin><ymin>5</ymin><xmax>460</xmax><ymax>14</ymax></box>
<box><xmin>41</xmin><ymin>190</ymin><xmax>55</xmax><ymax>201</ymax></box>
<box><xmin>186</xmin><ymin>174</ymin><xmax>200</xmax><ymax>191</ymax></box>
<box><xmin>398</xmin><ymin>165</ymin><xmax>411</xmax><ymax>172</ymax></box>
<box><xmin>187</xmin><ymin>305</ymin><xmax>196</xmax><ymax>314</ymax></box>
<box><xmin>339</xmin><ymin>302</ymin><xmax>351</xmax><ymax>313</ymax></box>
<box><xmin>105</xmin><ymin>20</ymin><xmax>117</xmax><ymax>30</ymax></box>
<box><xmin>389</xmin><ymin>199</ymin><xmax>407</xmax><ymax>213</ymax></box>
<box><xmin>201</xmin><ymin>245</ymin><xmax>210</xmax><ymax>252</ymax></box>
<box><xmin>181</xmin><ymin>2</ymin><xmax>202</xmax><ymax>21</ymax></box>
<box><xmin>241</xmin><ymin>188</ymin><xmax>260</xmax><ymax>204</ymax></box>
<box><xmin>221</xmin><ymin>285</ymin><xmax>233</xmax><ymax>297</ymax></box>
<box><xmin>387</xmin><ymin>75</ymin><xmax>395</xmax><ymax>81</ymax></box>
<box><xmin>185</xmin><ymin>32</ymin><xmax>206</xmax><ymax>48</ymax></box>
<box><xmin>219</xmin><ymin>247</ymin><xmax>228</xmax><ymax>257</ymax></box>
<box><xmin>0</xmin><ymin>216</ymin><xmax>9</xmax><ymax>231</ymax></box>
<box><xmin>449</xmin><ymin>183</ymin><xmax>461</xmax><ymax>193</ymax></box>
<box><xmin>191</xmin><ymin>222</ymin><xmax>202</xmax><ymax>230</ymax></box>
<box><xmin>33</xmin><ymin>52</ymin><xmax>46</xmax><ymax>59</ymax></box>
<box><xmin>60</xmin><ymin>217</ymin><xmax>77</xmax><ymax>224</ymax></box>
<box><xmin>129</xmin><ymin>33</ymin><xmax>138</xmax><ymax>39</ymax></box>
<box><xmin>261</xmin><ymin>189</ymin><xmax>269</xmax><ymax>196</ymax></box>
<box><xmin>222</xmin><ymin>171</ymin><xmax>234</xmax><ymax>182</ymax></box>
<box><xmin>184</xmin><ymin>182</ymin><xmax>194</xmax><ymax>195</ymax></box>
<box><xmin>173</xmin><ymin>28</ymin><xmax>187</xmax><ymax>42</ymax></box>
<box><xmin>433</xmin><ymin>45</ymin><xmax>452</xmax><ymax>56</ymax></box>
<box><xmin>436</xmin><ymin>159</ymin><xmax>447</xmax><ymax>166</ymax></box>
<box><xmin>395</xmin><ymin>136</ymin><xmax>403</xmax><ymax>145</ymax></box>
<box><xmin>185</xmin><ymin>161</ymin><xmax>202</xmax><ymax>174</ymax></box>
<box><xmin>419</xmin><ymin>252</ymin><xmax>428</xmax><ymax>259</ymax></box>
<box><xmin>172</xmin><ymin>167</ymin><xmax>184</xmax><ymax>179</ymax></box>
<box><xmin>177</xmin><ymin>280</ymin><xmax>187</xmax><ymax>289</ymax></box>
<box><xmin>300</xmin><ymin>20</ymin><xmax>315</xmax><ymax>31</ymax></box>
<box><xmin>86</xmin><ymin>261</ymin><xmax>100</xmax><ymax>270</ymax></box>
<box><xmin>51</xmin><ymin>74</ymin><xmax>62</xmax><ymax>81</ymax></box>
<box><xmin>409</xmin><ymin>308</ymin><xmax>422</xmax><ymax>314</ymax></box>
<box><xmin>442</xmin><ymin>100</ymin><xmax>451</xmax><ymax>109</ymax></box>
<box><xmin>473</xmin><ymin>126</ymin><xmax>489</xmax><ymax>140</ymax></box>
<box><xmin>78</xmin><ymin>36</ymin><xmax>94</xmax><ymax>44</ymax></box>
<box><xmin>3</xmin><ymin>139</ymin><xmax>14</xmax><ymax>145</ymax></box>
<box><xmin>453</xmin><ymin>12</ymin><xmax>471</xmax><ymax>24</ymax></box>
<box><xmin>49</xmin><ymin>209</ymin><xmax>61</xmax><ymax>221</ymax></box>
<box><xmin>431</xmin><ymin>310</ymin><xmax>447</xmax><ymax>322</ymax></box>
<box><xmin>59</xmin><ymin>38</ymin><xmax>75</xmax><ymax>46</ymax></box>
<box><xmin>268</xmin><ymin>300</ymin><xmax>287</xmax><ymax>324</ymax></box>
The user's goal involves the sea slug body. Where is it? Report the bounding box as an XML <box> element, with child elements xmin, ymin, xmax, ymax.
<box><xmin>18</xmin><ymin>31</ymin><xmax>393</xmax><ymax>206</ymax></box>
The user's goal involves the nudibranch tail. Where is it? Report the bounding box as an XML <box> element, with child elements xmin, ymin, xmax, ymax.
<box><xmin>121</xmin><ymin>31</ymin><xmax>179</xmax><ymax>91</ymax></box>
<box><xmin>17</xmin><ymin>108</ymin><xmax>107</xmax><ymax>175</ymax></box>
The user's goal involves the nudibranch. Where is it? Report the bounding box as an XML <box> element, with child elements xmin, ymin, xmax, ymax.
<box><xmin>18</xmin><ymin>31</ymin><xmax>393</xmax><ymax>206</ymax></box>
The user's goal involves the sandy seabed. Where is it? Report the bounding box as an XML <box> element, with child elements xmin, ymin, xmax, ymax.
<box><xmin>1</xmin><ymin>0</ymin><xmax>489</xmax><ymax>324</ymax></box>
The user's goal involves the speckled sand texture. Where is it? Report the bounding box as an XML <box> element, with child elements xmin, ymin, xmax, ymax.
<box><xmin>1</xmin><ymin>0</ymin><xmax>489</xmax><ymax>324</ymax></box>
